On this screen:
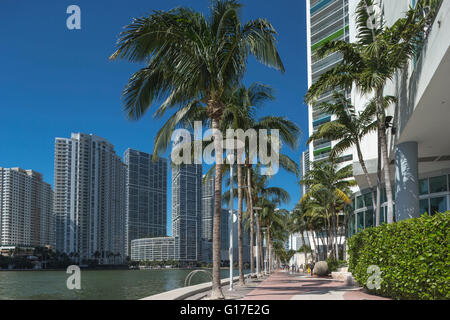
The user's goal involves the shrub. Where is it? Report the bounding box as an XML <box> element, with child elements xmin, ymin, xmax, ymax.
<box><xmin>326</xmin><ymin>258</ymin><xmax>347</xmax><ymax>273</ymax></box>
<box><xmin>348</xmin><ymin>212</ymin><xmax>450</xmax><ymax>300</ymax></box>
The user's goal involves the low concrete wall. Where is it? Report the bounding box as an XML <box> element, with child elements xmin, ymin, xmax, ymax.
<box><xmin>141</xmin><ymin>274</ymin><xmax>253</xmax><ymax>300</ymax></box>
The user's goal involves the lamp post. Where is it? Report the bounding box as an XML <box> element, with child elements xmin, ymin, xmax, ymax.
<box><xmin>253</xmin><ymin>207</ymin><xmax>262</xmax><ymax>278</ymax></box>
<box><xmin>261</xmin><ymin>227</ymin><xmax>268</xmax><ymax>275</ymax></box>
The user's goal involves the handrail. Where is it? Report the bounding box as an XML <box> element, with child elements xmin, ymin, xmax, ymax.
<box><xmin>184</xmin><ymin>270</ymin><xmax>213</xmax><ymax>287</ymax></box>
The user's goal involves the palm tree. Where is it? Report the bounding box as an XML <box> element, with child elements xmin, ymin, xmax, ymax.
<box><xmin>249</xmin><ymin>167</ymin><xmax>291</xmax><ymax>275</ymax></box>
<box><xmin>219</xmin><ymin>82</ymin><xmax>299</xmax><ymax>283</ymax></box>
<box><xmin>301</xmin><ymin>158</ymin><xmax>355</xmax><ymax>259</ymax></box>
<box><xmin>290</xmin><ymin>203</ymin><xmax>311</xmax><ymax>267</ymax></box>
<box><xmin>259</xmin><ymin>202</ymin><xmax>289</xmax><ymax>273</ymax></box>
<box><xmin>305</xmin><ymin>0</ymin><xmax>439</xmax><ymax>224</ymax></box>
<box><xmin>110</xmin><ymin>0</ymin><xmax>284</xmax><ymax>299</ymax></box>
<box><xmin>308</xmin><ymin>91</ymin><xmax>396</xmax><ymax>222</ymax></box>
<box><xmin>93</xmin><ymin>251</ymin><xmax>101</xmax><ymax>264</ymax></box>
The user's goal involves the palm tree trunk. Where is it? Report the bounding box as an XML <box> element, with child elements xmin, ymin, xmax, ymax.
<box><xmin>310</xmin><ymin>228</ymin><xmax>318</xmax><ymax>262</ymax></box>
<box><xmin>376</xmin><ymin>88</ymin><xmax>394</xmax><ymax>224</ymax></box>
<box><xmin>356</xmin><ymin>143</ymin><xmax>377</xmax><ymax>210</ymax></box>
<box><xmin>325</xmin><ymin>214</ymin><xmax>332</xmax><ymax>259</ymax></box>
<box><xmin>333</xmin><ymin>213</ymin><xmax>338</xmax><ymax>260</ymax></box>
<box><xmin>246</xmin><ymin>164</ymin><xmax>255</xmax><ymax>276</ymax></box>
<box><xmin>376</xmin><ymin>129</ymin><xmax>382</xmax><ymax>226</ymax></box>
<box><xmin>237</xmin><ymin>164</ymin><xmax>245</xmax><ymax>285</ymax></box>
<box><xmin>300</xmin><ymin>232</ymin><xmax>308</xmax><ymax>269</ymax></box>
<box><xmin>266</xmin><ymin>224</ymin><xmax>271</xmax><ymax>273</ymax></box>
<box><xmin>211</xmin><ymin>117</ymin><xmax>224</xmax><ymax>300</ymax></box>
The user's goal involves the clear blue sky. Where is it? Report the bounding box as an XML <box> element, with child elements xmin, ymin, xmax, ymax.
<box><xmin>0</xmin><ymin>0</ymin><xmax>309</xmax><ymax>235</ymax></box>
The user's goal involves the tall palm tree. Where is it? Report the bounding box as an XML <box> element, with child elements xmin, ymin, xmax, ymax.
<box><xmin>290</xmin><ymin>203</ymin><xmax>311</xmax><ymax>266</ymax></box>
<box><xmin>220</xmin><ymin>83</ymin><xmax>299</xmax><ymax>282</ymax></box>
<box><xmin>301</xmin><ymin>158</ymin><xmax>355</xmax><ymax>259</ymax></box>
<box><xmin>305</xmin><ymin>0</ymin><xmax>439</xmax><ymax>224</ymax></box>
<box><xmin>249</xmin><ymin>167</ymin><xmax>291</xmax><ymax>274</ymax></box>
<box><xmin>308</xmin><ymin>91</ymin><xmax>396</xmax><ymax>222</ymax></box>
<box><xmin>259</xmin><ymin>203</ymin><xmax>289</xmax><ymax>273</ymax></box>
<box><xmin>110</xmin><ymin>0</ymin><xmax>284</xmax><ymax>299</ymax></box>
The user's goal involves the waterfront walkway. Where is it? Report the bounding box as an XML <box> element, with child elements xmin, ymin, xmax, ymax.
<box><xmin>240</xmin><ymin>271</ymin><xmax>390</xmax><ymax>300</ymax></box>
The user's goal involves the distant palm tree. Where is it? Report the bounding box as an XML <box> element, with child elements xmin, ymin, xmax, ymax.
<box><xmin>219</xmin><ymin>83</ymin><xmax>299</xmax><ymax>283</ymax></box>
<box><xmin>259</xmin><ymin>201</ymin><xmax>288</xmax><ymax>273</ymax></box>
<box><xmin>301</xmin><ymin>158</ymin><xmax>355</xmax><ymax>260</ymax></box>
<box><xmin>305</xmin><ymin>0</ymin><xmax>439</xmax><ymax>224</ymax></box>
<box><xmin>93</xmin><ymin>251</ymin><xmax>101</xmax><ymax>264</ymax></box>
<box><xmin>110</xmin><ymin>0</ymin><xmax>284</xmax><ymax>299</ymax></box>
<box><xmin>290</xmin><ymin>204</ymin><xmax>311</xmax><ymax>266</ymax></box>
<box><xmin>250</xmin><ymin>168</ymin><xmax>291</xmax><ymax>275</ymax></box>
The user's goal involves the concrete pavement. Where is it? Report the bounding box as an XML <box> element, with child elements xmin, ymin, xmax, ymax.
<box><xmin>241</xmin><ymin>271</ymin><xmax>390</xmax><ymax>300</ymax></box>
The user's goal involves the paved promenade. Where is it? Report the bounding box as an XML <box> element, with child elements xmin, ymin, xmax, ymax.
<box><xmin>240</xmin><ymin>271</ymin><xmax>390</xmax><ymax>300</ymax></box>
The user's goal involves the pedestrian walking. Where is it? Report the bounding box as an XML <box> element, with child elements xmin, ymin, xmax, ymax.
<box><xmin>310</xmin><ymin>261</ymin><xmax>315</xmax><ymax>276</ymax></box>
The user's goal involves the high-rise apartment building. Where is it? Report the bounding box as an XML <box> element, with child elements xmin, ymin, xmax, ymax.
<box><xmin>200</xmin><ymin>174</ymin><xmax>214</xmax><ymax>263</ymax></box>
<box><xmin>200</xmin><ymin>173</ymin><xmax>251</xmax><ymax>264</ymax></box>
<box><xmin>348</xmin><ymin>0</ymin><xmax>450</xmax><ymax>234</ymax></box>
<box><xmin>300</xmin><ymin>150</ymin><xmax>310</xmax><ymax>197</ymax></box>
<box><xmin>172</xmin><ymin>164</ymin><xmax>202</xmax><ymax>263</ymax></box>
<box><xmin>53</xmin><ymin>133</ymin><xmax>126</xmax><ymax>264</ymax></box>
<box><xmin>306</xmin><ymin>0</ymin><xmax>353</xmax><ymax>166</ymax></box>
<box><xmin>124</xmin><ymin>149</ymin><xmax>167</xmax><ymax>257</ymax></box>
<box><xmin>0</xmin><ymin>168</ymin><xmax>54</xmax><ymax>249</ymax></box>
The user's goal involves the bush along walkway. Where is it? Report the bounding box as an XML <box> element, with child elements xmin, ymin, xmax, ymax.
<box><xmin>348</xmin><ymin>212</ymin><xmax>449</xmax><ymax>300</ymax></box>
<box><xmin>241</xmin><ymin>271</ymin><xmax>390</xmax><ymax>300</ymax></box>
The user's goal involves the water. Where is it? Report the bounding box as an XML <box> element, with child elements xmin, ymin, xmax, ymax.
<box><xmin>0</xmin><ymin>269</ymin><xmax>244</xmax><ymax>300</ymax></box>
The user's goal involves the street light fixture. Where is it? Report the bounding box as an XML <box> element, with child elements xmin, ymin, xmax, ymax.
<box><xmin>261</xmin><ymin>226</ymin><xmax>268</xmax><ymax>275</ymax></box>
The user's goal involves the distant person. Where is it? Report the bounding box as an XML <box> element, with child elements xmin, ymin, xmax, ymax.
<box><xmin>310</xmin><ymin>261</ymin><xmax>315</xmax><ymax>276</ymax></box>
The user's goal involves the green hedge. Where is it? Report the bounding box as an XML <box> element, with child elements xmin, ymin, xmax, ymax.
<box><xmin>348</xmin><ymin>212</ymin><xmax>450</xmax><ymax>300</ymax></box>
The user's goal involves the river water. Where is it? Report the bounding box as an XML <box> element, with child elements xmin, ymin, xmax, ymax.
<box><xmin>0</xmin><ymin>269</ymin><xmax>244</xmax><ymax>300</ymax></box>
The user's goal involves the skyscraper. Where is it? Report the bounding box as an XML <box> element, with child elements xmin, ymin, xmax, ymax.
<box><xmin>200</xmin><ymin>174</ymin><xmax>214</xmax><ymax>262</ymax></box>
<box><xmin>201</xmin><ymin>173</ymin><xmax>250</xmax><ymax>264</ymax></box>
<box><xmin>124</xmin><ymin>149</ymin><xmax>167</xmax><ymax>257</ymax></box>
<box><xmin>172</xmin><ymin>163</ymin><xmax>202</xmax><ymax>263</ymax></box>
<box><xmin>306</xmin><ymin>0</ymin><xmax>353</xmax><ymax>166</ymax></box>
<box><xmin>0</xmin><ymin>168</ymin><xmax>54</xmax><ymax>249</ymax></box>
<box><xmin>53</xmin><ymin>133</ymin><xmax>126</xmax><ymax>264</ymax></box>
<box><xmin>300</xmin><ymin>150</ymin><xmax>310</xmax><ymax>197</ymax></box>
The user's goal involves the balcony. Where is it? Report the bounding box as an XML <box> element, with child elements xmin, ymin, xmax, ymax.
<box><xmin>313</xmin><ymin>115</ymin><xmax>331</xmax><ymax>129</ymax></box>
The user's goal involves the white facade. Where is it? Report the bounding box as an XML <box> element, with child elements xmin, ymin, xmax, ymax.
<box><xmin>131</xmin><ymin>237</ymin><xmax>176</xmax><ymax>262</ymax></box>
<box><xmin>53</xmin><ymin>133</ymin><xmax>126</xmax><ymax>264</ymax></box>
<box><xmin>0</xmin><ymin>168</ymin><xmax>54</xmax><ymax>248</ymax></box>
<box><xmin>307</xmin><ymin>0</ymin><xmax>354</xmax><ymax>168</ymax></box>
<box><xmin>349</xmin><ymin>0</ymin><xmax>450</xmax><ymax>233</ymax></box>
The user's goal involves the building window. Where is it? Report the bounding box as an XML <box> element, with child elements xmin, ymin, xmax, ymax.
<box><xmin>364</xmin><ymin>193</ymin><xmax>373</xmax><ymax>208</ymax></box>
<box><xmin>357</xmin><ymin>212</ymin><xmax>364</xmax><ymax>232</ymax></box>
<box><xmin>419</xmin><ymin>199</ymin><xmax>429</xmax><ymax>215</ymax></box>
<box><xmin>356</xmin><ymin>196</ymin><xmax>364</xmax><ymax>209</ymax></box>
<box><xmin>419</xmin><ymin>179</ymin><xmax>429</xmax><ymax>195</ymax></box>
<box><xmin>380</xmin><ymin>207</ymin><xmax>385</xmax><ymax>224</ymax></box>
<box><xmin>429</xmin><ymin>176</ymin><xmax>447</xmax><ymax>194</ymax></box>
<box><xmin>365</xmin><ymin>210</ymin><xmax>374</xmax><ymax>228</ymax></box>
<box><xmin>430</xmin><ymin>197</ymin><xmax>447</xmax><ymax>215</ymax></box>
